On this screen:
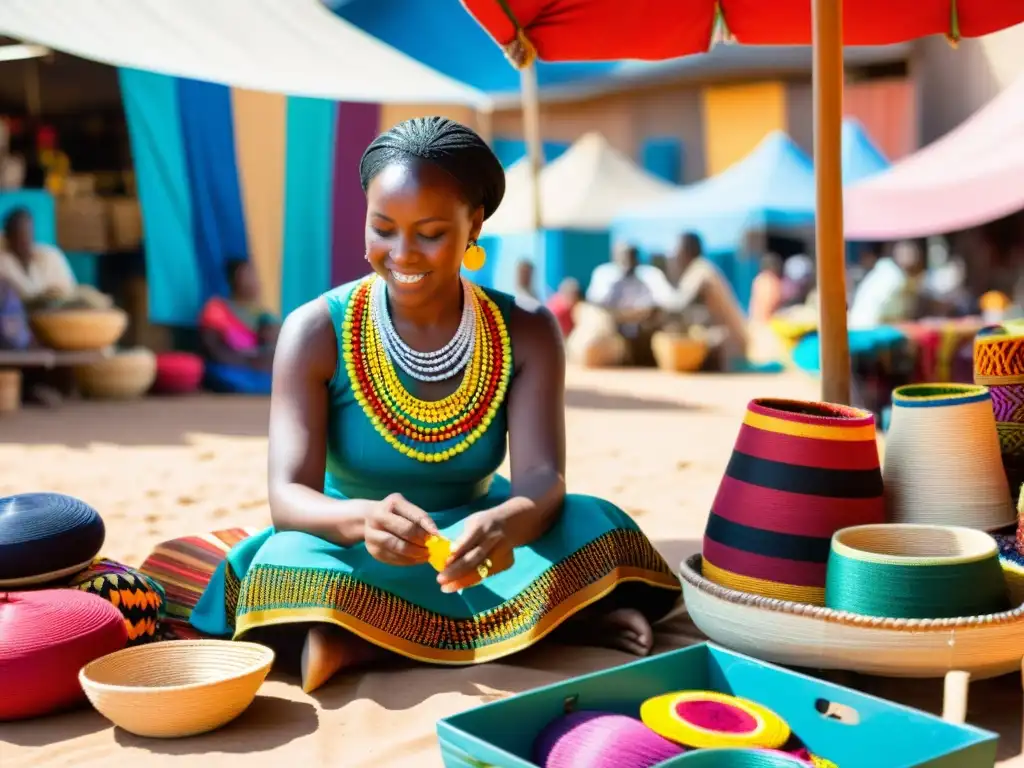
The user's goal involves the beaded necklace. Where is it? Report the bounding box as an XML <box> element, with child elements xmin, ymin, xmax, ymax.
<box><xmin>342</xmin><ymin>275</ymin><xmax>512</xmax><ymax>463</ymax></box>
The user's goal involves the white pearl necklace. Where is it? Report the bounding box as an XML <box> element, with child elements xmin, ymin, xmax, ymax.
<box><xmin>370</xmin><ymin>277</ymin><xmax>477</xmax><ymax>383</ymax></box>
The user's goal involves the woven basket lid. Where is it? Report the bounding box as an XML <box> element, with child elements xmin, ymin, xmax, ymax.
<box><xmin>0</xmin><ymin>589</ymin><xmax>127</xmax><ymax>720</ymax></box>
<box><xmin>0</xmin><ymin>493</ymin><xmax>105</xmax><ymax>585</ymax></box>
<box><xmin>702</xmin><ymin>399</ymin><xmax>884</xmax><ymax>606</ymax></box>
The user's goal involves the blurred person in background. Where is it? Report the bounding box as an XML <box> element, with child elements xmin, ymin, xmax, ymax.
<box><xmin>673</xmin><ymin>232</ymin><xmax>749</xmax><ymax>369</ymax></box>
<box><xmin>849</xmin><ymin>240</ymin><xmax>926</xmax><ymax>328</ymax></box>
<box><xmin>513</xmin><ymin>258</ymin><xmax>540</xmax><ymax>310</ymax></box>
<box><xmin>199</xmin><ymin>258</ymin><xmax>279</xmax><ymax>395</ymax></box>
<box><xmin>0</xmin><ymin>208</ymin><xmax>79</xmax><ymax>307</ymax></box>
<box><xmin>749</xmin><ymin>253</ymin><xmax>784</xmax><ymax>324</ymax></box>
<box><xmin>781</xmin><ymin>254</ymin><xmax>815</xmax><ymax>307</ymax></box>
<box><xmin>546</xmin><ymin>277</ymin><xmax>580</xmax><ymax>337</ymax></box>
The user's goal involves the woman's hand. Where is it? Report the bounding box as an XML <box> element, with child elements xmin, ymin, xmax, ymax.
<box><xmin>437</xmin><ymin>509</ymin><xmax>515</xmax><ymax>593</ymax></box>
<box><xmin>364</xmin><ymin>493</ymin><xmax>439</xmax><ymax>566</ymax></box>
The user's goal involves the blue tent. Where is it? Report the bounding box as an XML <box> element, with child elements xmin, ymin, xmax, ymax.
<box><xmin>611</xmin><ymin>131</ymin><xmax>816</xmax><ymax>257</ymax></box>
<box><xmin>842</xmin><ymin>119</ymin><xmax>890</xmax><ymax>184</ymax></box>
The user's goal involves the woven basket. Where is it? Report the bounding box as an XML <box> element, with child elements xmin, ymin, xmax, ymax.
<box><xmin>651</xmin><ymin>331</ymin><xmax>708</xmax><ymax>373</ymax></box>
<box><xmin>974</xmin><ymin>325</ymin><xmax>1024</xmax><ymax>386</ymax></box>
<box><xmin>0</xmin><ymin>369</ymin><xmax>20</xmax><ymax>414</ymax></box>
<box><xmin>883</xmin><ymin>384</ymin><xmax>1013</xmax><ymax>530</ymax></box>
<box><xmin>75</xmin><ymin>348</ymin><xmax>157</xmax><ymax>400</ymax></box>
<box><xmin>29</xmin><ymin>308</ymin><xmax>127</xmax><ymax>351</ymax></box>
<box><xmin>702</xmin><ymin>399</ymin><xmax>884</xmax><ymax>606</ymax></box>
<box><xmin>681</xmin><ymin>554</ymin><xmax>1024</xmax><ymax>679</ymax></box>
<box><xmin>80</xmin><ymin>640</ymin><xmax>274</xmax><ymax>738</ymax></box>
<box><xmin>825</xmin><ymin>524</ymin><xmax>1009</xmax><ymax>619</ymax></box>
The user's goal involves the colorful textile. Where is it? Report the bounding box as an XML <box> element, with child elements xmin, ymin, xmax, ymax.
<box><xmin>204</xmin><ymin>363</ymin><xmax>273</xmax><ymax>396</ymax></box>
<box><xmin>198</xmin><ymin>297</ymin><xmax>270</xmax><ymax>353</ymax></box>
<box><xmin>702</xmin><ymin>399</ymin><xmax>884</xmax><ymax>605</ymax></box>
<box><xmin>0</xmin><ymin>278</ymin><xmax>31</xmax><ymax>349</ymax></box>
<box><xmin>118</xmin><ymin>70</ymin><xmax>389</xmax><ymax>325</ymax></box>
<box><xmin>67</xmin><ymin>558</ymin><xmax>166</xmax><ymax>645</ymax></box>
<box><xmin>990</xmin><ymin>383</ymin><xmax>1024</xmax><ymax>424</ymax></box>
<box><xmin>189</xmin><ymin>282</ymin><xmax>680</xmax><ymax>663</ymax></box>
<box><xmin>138</xmin><ymin>527</ymin><xmax>257</xmax><ymax>641</ymax></box>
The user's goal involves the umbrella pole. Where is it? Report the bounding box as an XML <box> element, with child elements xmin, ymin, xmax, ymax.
<box><xmin>520</xmin><ymin>62</ymin><xmax>544</xmax><ymax>230</ymax></box>
<box><xmin>812</xmin><ymin>0</ymin><xmax>851</xmax><ymax>404</ymax></box>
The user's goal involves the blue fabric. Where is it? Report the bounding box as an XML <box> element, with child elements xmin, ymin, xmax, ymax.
<box><xmin>0</xmin><ymin>190</ymin><xmax>55</xmax><ymax>245</ymax></box>
<box><xmin>641</xmin><ymin>137</ymin><xmax>683</xmax><ymax>184</ymax></box>
<box><xmin>612</xmin><ymin>132</ymin><xmax>816</xmax><ymax>257</ymax></box>
<box><xmin>281</xmin><ymin>97</ymin><xmax>337</xmax><ymax>317</ymax></box>
<box><xmin>119</xmin><ymin>68</ymin><xmax>201</xmax><ymax>326</ymax></box>
<box><xmin>791</xmin><ymin>326</ymin><xmax>908</xmax><ymax>374</ymax></box>
<box><xmin>842</xmin><ymin>119</ymin><xmax>890</xmax><ymax>185</ymax></box>
<box><xmin>65</xmin><ymin>252</ymin><xmax>98</xmax><ymax>287</ymax></box>
<box><xmin>177</xmin><ymin>79</ymin><xmax>249</xmax><ymax>306</ymax></box>
<box><xmin>491</xmin><ymin>139</ymin><xmax>570</xmax><ymax>169</ymax></box>
<box><xmin>204</xmin><ymin>363</ymin><xmax>273</xmax><ymax>395</ymax></box>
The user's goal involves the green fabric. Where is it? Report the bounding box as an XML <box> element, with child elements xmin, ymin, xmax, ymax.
<box><xmin>190</xmin><ymin>279</ymin><xmax>679</xmax><ymax>658</ymax></box>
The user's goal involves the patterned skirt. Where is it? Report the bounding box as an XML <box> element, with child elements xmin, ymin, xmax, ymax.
<box><xmin>176</xmin><ymin>481</ymin><xmax>679</xmax><ymax>664</ymax></box>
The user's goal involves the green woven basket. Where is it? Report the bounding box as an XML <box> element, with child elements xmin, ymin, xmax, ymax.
<box><xmin>825</xmin><ymin>524</ymin><xmax>1010</xmax><ymax>620</ymax></box>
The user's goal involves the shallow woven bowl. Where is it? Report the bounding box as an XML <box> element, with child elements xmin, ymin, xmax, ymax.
<box><xmin>30</xmin><ymin>308</ymin><xmax>128</xmax><ymax>351</ymax></box>
<box><xmin>80</xmin><ymin>640</ymin><xmax>274</xmax><ymax>738</ymax></box>
<box><xmin>651</xmin><ymin>331</ymin><xmax>708</xmax><ymax>373</ymax></box>
<box><xmin>680</xmin><ymin>554</ymin><xmax>1024</xmax><ymax>679</ymax></box>
<box><xmin>75</xmin><ymin>349</ymin><xmax>157</xmax><ymax>400</ymax></box>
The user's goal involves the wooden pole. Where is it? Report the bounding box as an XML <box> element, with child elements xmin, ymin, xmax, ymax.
<box><xmin>520</xmin><ymin>62</ymin><xmax>544</xmax><ymax>230</ymax></box>
<box><xmin>812</xmin><ymin>0</ymin><xmax>851</xmax><ymax>404</ymax></box>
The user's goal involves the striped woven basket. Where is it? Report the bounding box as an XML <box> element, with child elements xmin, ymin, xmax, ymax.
<box><xmin>883</xmin><ymin>384</ymin><xmax>1013</xmax><ymax>531</ymax></box>
<box><xmin>974</xmin><ymin>324</ymin><xmax>1024</xmax><ymax>496</ymax></box>
<box><xmin>701</xmin><ymin>399</ymin><xmax>884</xmax><ymax>606</ymax></box>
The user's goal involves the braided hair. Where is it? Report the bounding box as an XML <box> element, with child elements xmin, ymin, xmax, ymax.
<box><xmin>359</xmin><ymin>117</ymin><xmax>505</xmax><ymax>220</ymax></box>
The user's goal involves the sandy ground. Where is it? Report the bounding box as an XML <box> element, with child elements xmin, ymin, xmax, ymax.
<box><xmin>0</xmin><ymin>368</ymin><xmax>1021</xmax><ymax>767</ymax></box>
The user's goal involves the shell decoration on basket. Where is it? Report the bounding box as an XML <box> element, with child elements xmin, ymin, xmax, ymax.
<box><xmin>687</xmin><ymin>392</ymin><xmax>1024</xmax><ymax>679</ymax></box>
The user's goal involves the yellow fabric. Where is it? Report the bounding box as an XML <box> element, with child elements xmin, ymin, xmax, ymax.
<box><xmin>231</xmin><ymin>87</ymin><xmax>286</xmax><ymax>316</ymax></box>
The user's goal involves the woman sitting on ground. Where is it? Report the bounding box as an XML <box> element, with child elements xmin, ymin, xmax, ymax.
<box><xmin>198</xmin><ymin>258</ymin><xmax>279</xmax><ymax>395</ymax></box>
<box><xmin>189</xmin><ymin>117</ymin><xmax>680</xmax><ymax>693</ymax></box>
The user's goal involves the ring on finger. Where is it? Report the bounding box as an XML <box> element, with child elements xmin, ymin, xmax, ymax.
<box><xmin>476</xmin><ymin>557</ymin><xmax>494</xmax><ymax>580</ymax></box>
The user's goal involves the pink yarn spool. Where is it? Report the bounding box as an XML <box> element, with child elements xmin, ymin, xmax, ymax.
<box><xmin>533</xmin><ymin>710</ymin><xmax>686</xmax><ymax>768</ymax></box>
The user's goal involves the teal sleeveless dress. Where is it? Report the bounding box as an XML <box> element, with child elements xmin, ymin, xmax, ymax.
<box><xmin>190</xmin><ymin>280</ymin><xmax>680</xmax><ymax>664</ymax></box>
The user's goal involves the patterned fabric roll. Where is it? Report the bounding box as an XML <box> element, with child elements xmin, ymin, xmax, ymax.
<box><xmin>974</xmin><ymin>324</ymin><xmax>1024</xmax><ymax>385</ymax></box>
<box><xmin>67</xmin><ymin>558</ymin><xmax>166</xmax><ymax>645</ymax></box>
<box><xmin>989</xmin><ymin>383</ymin><xmax>1024</xmax><ymax>423</ymax></box>
<box><xmin>702</xmin><ymin>399</ymin><xmax>885</xmax><ymax>605</ymax></box>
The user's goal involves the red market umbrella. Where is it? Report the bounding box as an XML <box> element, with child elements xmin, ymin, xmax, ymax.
<box><xmin>461</xmin><ymin>0</ymin><xmax>1024</xmax><ymax>404</ymax></box>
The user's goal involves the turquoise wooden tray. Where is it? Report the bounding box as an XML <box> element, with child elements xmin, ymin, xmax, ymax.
<box><xmin>437</xmin><ymin>642</ymin><xmax>998</xmax><ymax>767</ymax></box>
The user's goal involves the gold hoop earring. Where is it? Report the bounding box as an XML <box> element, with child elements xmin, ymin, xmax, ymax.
<box><xmin>463</xmin><ymin>242</ymin><xmax>486</xmax><ymax>271</ymax></box>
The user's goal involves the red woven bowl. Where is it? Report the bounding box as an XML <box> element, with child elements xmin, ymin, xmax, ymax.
<box><xmin>0</xmin><ymin>589</ymin><xmax>128</xmax><ymax>720</ymax></box>
<box><xmin>153</xmin><ymin>353</ymin><xmax>204</xmax><ymax>395</ymax></box>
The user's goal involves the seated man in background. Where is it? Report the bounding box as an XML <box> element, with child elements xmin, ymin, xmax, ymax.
<box><xmin>672</xmin><ymin>232</ymin><xmax>749</xmax><ymax>369</ymax></box>
<box><xmin>512</xmin><ymin>258</ymin><xmax>541</xmax><ymax>311</ymax></box>
<box><xmin>574</xmin><ymin>244</ymin><xmax>677</xmax><ymax>366</ymax></box>
<box><xmin>198</xmin><ymin>258</ymin><xmax>279</xmax><ymax>395</ymax></box>
<box><xmin>0</xmin><ymin>208</ymin><xmax>77</xmax><ymax>307</ymax></box>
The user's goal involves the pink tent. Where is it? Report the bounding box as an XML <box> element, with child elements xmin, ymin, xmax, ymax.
<box><xmin>844</xmin><ymin>75</ymin><xmax>1024</xmax><ymax>240</ymax></box>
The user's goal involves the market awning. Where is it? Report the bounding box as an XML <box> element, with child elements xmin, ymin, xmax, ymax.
<box><xmin>0</xmin><ymin>0</ymin><xmax>491</xmax><ymax>106</ymax></box>
<box><xmin>844</xmin><ymin>75</ymin><xmax>1024</xmax><ymax>240</ymax></box>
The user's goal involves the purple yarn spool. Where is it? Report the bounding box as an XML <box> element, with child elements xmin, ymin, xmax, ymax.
<box><xmin>990</xmin><ymin>383</ymin><xmax>1024</xmax><ymax>423</ymax></box>
<box><xmin>533</xmin><ymin>710</ymin><xmax>686</xmax><ymax>768</ymax></box>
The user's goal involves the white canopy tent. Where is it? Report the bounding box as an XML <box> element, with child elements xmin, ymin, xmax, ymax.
<box><xmin>486</xmin><ymin>132</ymin><xmax>677</xmax><ymax>235</ymax></box>
<box><xmin>0</xmin><ymin>0</ymin><xmax>491</xmax><ymax>106</ymax></box>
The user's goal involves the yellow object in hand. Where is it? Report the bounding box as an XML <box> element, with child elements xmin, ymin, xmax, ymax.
<box><xmin>425</xmin><ymin>535</ymin><xmax>451</xmax><ymax>572</ymax></box>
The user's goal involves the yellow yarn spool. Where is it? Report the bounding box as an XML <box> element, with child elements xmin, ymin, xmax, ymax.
<box><xmin>639</xmin><ymin>690</ymin><xmax>791</xmax><ymax>750</ymax></box>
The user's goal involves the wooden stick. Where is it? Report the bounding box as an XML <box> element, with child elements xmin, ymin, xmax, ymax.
<box><xmin>812</xmin><ymin>0</ymin><xmax>852</xmax><ymax>404</ymax></box>
<box><xmin>942</xmin><ymin>670</ymin><xmax>970</xmax><ymax>724</ymax></box>
<box><xmin>520</xmin><ymin>63</ymin><xmax>544</xmax><ymax>231</ymax></box>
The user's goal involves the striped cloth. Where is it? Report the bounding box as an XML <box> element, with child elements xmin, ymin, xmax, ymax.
<box><xmin>138</xmin><ymin>527</ymin><xmax>258</xmax><ymax>640</ymax></box>
<box><xmin>702</xmin><ymin>399</ymin><xmax>885</xmax><ymax>605</ymax></box>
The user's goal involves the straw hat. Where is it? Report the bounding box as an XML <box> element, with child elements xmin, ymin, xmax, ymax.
<box><xmin>0</xmin><ymin>493</ymin><xmax>106</xmax><ymax>587</ymax></box>
<box><xmin>680</xmin><ymin>554</ymin><xmax>1024</xmax><ymax>679</ymax></box>
<box><xmin>80</xmin><ymin>640</ymin><xmax>274</xmax><ymax>738</ymax></box>
<box><xmin>0</xmin><ymin>589</ymin><xmax>128</xmax><ymax>720</ymax></box>
<box><xmin>883</xmin><ymin>384</ymin><xmax>1013</xmax><ymax>531</ymax></box>
<box><xmin>702</xmin><ymin>399</ymin><xmax>884</xmax><ymax>606</ymax></box>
